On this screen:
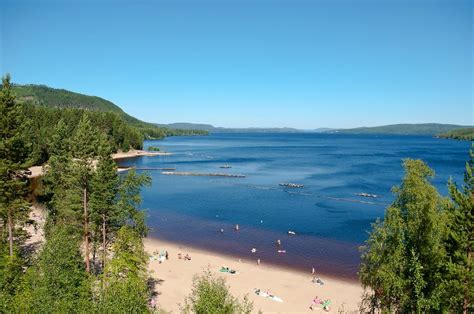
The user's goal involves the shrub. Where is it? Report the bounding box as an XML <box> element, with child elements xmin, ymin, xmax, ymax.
<box><xmin>182</xmin><ymin>270</ymin><xmax>253</xmax><ymax>314</ymax></box>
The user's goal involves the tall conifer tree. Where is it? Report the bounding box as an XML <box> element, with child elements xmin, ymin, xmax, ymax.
<box><xmin>90</xmin><ymin>133</ymin><xmax>119</xmax><ymax>269</ymax></box>
<box><xmin>0</xmin><ymin>75</ymin><xmax>31</xmax><ymax>257</ymax></box>
<box><xmin>71</xmin><ymin>114</ymin><xmax>98</xmax><ymax>273</ymax></box>
<box><xmin>445</xmin><ymin>146</ymin><xmax>474</xmax><ymax>313</ymax></box>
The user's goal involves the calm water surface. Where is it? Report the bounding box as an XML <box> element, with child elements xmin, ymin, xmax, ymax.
<box><xmin>118</xmin><ymin>133</ymin><xmax>470</xmax><ymax>280</ymax></box>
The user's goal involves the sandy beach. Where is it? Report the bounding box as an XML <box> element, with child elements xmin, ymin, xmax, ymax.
<box><xmin>27</xmin><ymin>149</ymin><xmax>171</xmax><ymax>179</ymax></box>
<box><xmin>112</xmin><ymin>149</ymin><xmax>172</xmax><ymax>160</ymax></box>
<box><xmin>145</xmin><ymin>237</ymin><xmax>363</xmax><ymax>313</ymax></box>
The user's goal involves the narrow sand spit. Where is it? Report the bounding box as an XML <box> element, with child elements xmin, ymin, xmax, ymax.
<box><xmin>112</xmin><ymin>149</ymin><xmax>172</xmax><ymax>160</ymax></box>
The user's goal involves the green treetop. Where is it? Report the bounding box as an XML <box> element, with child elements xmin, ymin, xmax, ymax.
<box><xmin>359</xmin><ymin>159</ymin><xmax>448</xmax><ymax>312</ymax></box>
<box><xmin>0</xmin><ymin>74</ymin><xmax>32</xmax><ymax>258</ymax></box>
<box><xmin>444</xmin><ymin>145</ymin><xmax>474</xmax><ymax>312</ymax></box>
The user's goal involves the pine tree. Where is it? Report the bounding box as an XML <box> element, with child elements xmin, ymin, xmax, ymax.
<box><xmin>116</xmin><ymin>169</ymin><xmax>151</xmax><ymax>238</ymax></box>
<box><xmin>359</xmin><ymin>159</ymin><xmax>448</xmax><ymax>312</ymax></box>
<box><xmin>90</xmin><ymin>132</ymin><xmax>119</xmax><ymax>270</ymax></box>
<box><xmin>42</xmin><ymin>119</ymin><xmax>73</xmax><ymax>224</ymax></box>
<box><xmin>13</xmin><ymin>225</ymin><xmax>92</xmax><ymax>313</ymax></box>
<box><xmin>71</xmin><ymin>114</ymin><xmax>98</xmax><ymax>273</ymax></box>
<box><xmin>444</xmin><ymin>146</ymin><xmax>474</xmax><ymax>312</ymax></box>
<box><xmin>0</xmin><ymin>74</ymin><xmax>31</xmax><ymax>257</ymax></box>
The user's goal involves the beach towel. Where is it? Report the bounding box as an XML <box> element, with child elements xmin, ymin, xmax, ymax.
<box><xmin>220</xmin><ymin>267</ymin><xmax>238</xmax><ymax>274</ymax></box>
<box><xmin>254</xmin><ymin>289</ymin><xmax>283</xmax><ymax>302</ymax></box>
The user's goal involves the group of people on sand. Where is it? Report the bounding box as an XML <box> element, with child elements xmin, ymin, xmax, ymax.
<box><xmin>177</xmin><ymin>253</ymin><xmax>191</xmax><ymax>261</ymax></box>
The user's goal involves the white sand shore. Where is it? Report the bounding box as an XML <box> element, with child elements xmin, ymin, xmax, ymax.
<box><xmin>27</xmin><ymin>149</ymin><xmax>171</xmax><ymax>178</ymax></box>
<box><xmin>112</xmin><ymin>149</ymin><xmax>172</xmax><ymax>160</ymax></box>
<box><xmin>145</xmin><ymin>237</ymin><xmax>363</xmax><ymax>313</ymax></box>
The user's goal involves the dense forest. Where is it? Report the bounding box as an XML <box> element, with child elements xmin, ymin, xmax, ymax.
<box><xmin>0</xmin><ymin>75</ymin><xmax>157</xmax><ymax>312</ymax></box>
<box><xmin>24</xmin><ymin>104</ymin><xmax>144</xmax><ymax>165</ymax></box>
<box><xmin>10</xmin><ymin>84</ymin><xmax>208</xmax><ymax>140</ymax></box>
<box><xmin>439</xmin><ymin>128</ymin><xmax>474</xmax><ymax>141</ymax></box>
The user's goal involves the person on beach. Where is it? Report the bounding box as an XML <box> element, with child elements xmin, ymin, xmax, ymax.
<box><xmin>312</xmin><ymin>267</ymin><xmax>315</xmax><ymax>275</ymax></box>
<box><xmin>184</xmin><ymin>253</ymin><xmax>191</xmax><ymax>261</ymax></box>
<box><xmin>257</xmin><ymin>258</ymin><xmax>261</xmax><ymax>265</ymax></box>
<box><xmin>309</xmin><ymin>296</ymin><xmax>322</xmax><ymax>310</ymax></box>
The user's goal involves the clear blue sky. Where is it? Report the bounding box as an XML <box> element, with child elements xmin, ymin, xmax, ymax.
<box><xmin>1</xmin><ymin>0</ymin><xmax>472</xmax><ymax>128</ymax></box>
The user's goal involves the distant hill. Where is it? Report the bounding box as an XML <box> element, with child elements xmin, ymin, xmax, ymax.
<box><xmin>331</xmin><ymin>123</ymin><xmax>473</xmax><ymax>136</ymax></box>
<box><xmin>10</xmin><ymin>84</ymin><xmax>207</xmax><ymax>138</ymax></box>
<box><xmin>156</xmin><ymin>122</ymin><xmax>331</xmax><ymax>133</ymax></box>
<box><xmin>438</xmin><ymin>127</ymin><xmax>474</xmax><ymax>140</ymax></box>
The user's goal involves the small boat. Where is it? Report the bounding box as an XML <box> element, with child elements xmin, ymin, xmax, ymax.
<box><xmin>277</xmin><ymin>250</ymin><xmax>286</xmax><ymax>254</ymax></box>
<box><xmin>220</xmin><ymin>165</ymin><xmax>232</xmax><ymax>169</ymax></box>
<box><xmin>287</xmin><ymin>231</ymin><xmax>296</xmax><ymax>235</ymax></box>
<box><xmin>280</xmin><ymin>183</ymin><xmax>304</xmax><ymax>188</ymax></box>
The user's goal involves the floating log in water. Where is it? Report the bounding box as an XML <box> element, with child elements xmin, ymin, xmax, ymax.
<box><xmin>161</xmin><ymin>171</ymin><xmax>245</xmax><ymax>178</ymax></box>
<box><xmin>356</xmin><ymin>192</ymin><xmax>378</xmax><ymax>198</ymax></box>
<box><xmin>136</xmin><ymin>167</ymin><xmax>176</xmax><ymax>171</ymax></box>
<box><xmin>279</xmin><ymin>183</ymin><xmax>304</xmax><ymax>188</ymax></box>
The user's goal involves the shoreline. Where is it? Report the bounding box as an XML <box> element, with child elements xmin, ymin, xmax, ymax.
<box><xmin>112</xmin><ymin>149</ymin><xmax>172</xmax><ymax>160</ymax></box>
<box><xmin>28</xmin><ymin>149</ymin><xmax>171</xmax><ymax>178</ymax></box>
<box><xmin>145</xmin><ymin>236</ymin><xmax>363</xmax><ymax>313</ymax></box>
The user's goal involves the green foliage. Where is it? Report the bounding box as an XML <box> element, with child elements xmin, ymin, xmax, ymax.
<box><xmin>443</xmin><ymin>145</ymin><xmax>474</xmax><ymax>312</ymax></box>
<box><xmin>359</xmin><ymin>159</ymin><xmax>448</xmax><ymax>312</ymax></box>
<box><xmin>148</xmin><ymin>146</ymin><xmax>160</xmax><ymax>151</ymax></box>
<box><xmin>0</xmin><ymin>74</ymin><xmax>32</xmax><ymax>257</ymax></box>
<box><xmin>116</xmin><ymin>169</ymin><xmax>151</xmax><ymax>237</ymax></box>
<box><xmin>22</xmin><ymin>103</ymin><xmax>143</xmax><ymax>165</ymax></box>
<box><xmin>0</xmin><ymin>244</ymin><xmax>24</xmax><ymax>311</ymax></box>
<box><xmin>13</xmin><ymin>225</ymin><xmax>92</xmax><ymax>313</ymax></box>
<box><xmin>182</xmin><ymin>269</ymin><xmax>253</xmax><ymax>314</ymax></box>
<box><xmin>90</xmin><ymin>133</ymin><xmax>120</xmax><ymax>268</ymax></box>
<box><xmin>439</xmin><ymin>127</ymin><xmax>474</xmax><ymax>141</ymax></box>
<box><xmin>97</xmin><ymin>226</ymin><xmax>150</xmax><ymax>313</ymax></box>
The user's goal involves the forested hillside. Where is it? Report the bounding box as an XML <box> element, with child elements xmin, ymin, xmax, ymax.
<box><xmin>24</xmin><ymin>104</ymin><xmax>143</xmax><ymax>165</ymax></box>
<box><xmin>11</xmin><ymin>84</ymin><xmax>208</xmax><ymax>139</ymax></box>
<box><xmin>333</xmin><ymin>123</ymin><xmax>472</xmax><ymax>135</ymax></box>
<box><xmin>439</xmin><ymin>128</ymin><xmax>474</xmax><ymax>140</ymax></box>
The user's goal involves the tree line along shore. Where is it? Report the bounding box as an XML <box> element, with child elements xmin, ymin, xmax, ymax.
<box><xmin>1</xmin><ymin>74</ymin><xmax>473</xmax><ymax>313</ymax></box>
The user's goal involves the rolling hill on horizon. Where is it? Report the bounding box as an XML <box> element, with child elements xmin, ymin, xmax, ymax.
<box><xmin>156</xmin><ymin>122</ymin><xmax>472</xmax><ymax>136</ymax></box>
<box><xmin>331</xmin><ymin>123</ymin><xmax>473</xmax><ymax>136</ymax></box>
<box><xmin>9</xmin><ymin>84</ymin><xmax>471</xmax><ymax>138</ymax></box>
<box><xmin>9</xmin><ymin>84</ymin><xmax>207</xmax><ymax>139</ymax></box>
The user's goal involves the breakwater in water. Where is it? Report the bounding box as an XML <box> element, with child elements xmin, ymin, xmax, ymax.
<box><xmin>161</xmin><ymin>171</ymin><xmax>246</xmax><ymax>178</ymax></box>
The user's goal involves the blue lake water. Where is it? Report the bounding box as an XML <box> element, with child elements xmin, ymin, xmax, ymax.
<box><xmin>117</xmin><ymin>133</ymin><xmax>471</xmax><ymax>280</ymax></box>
